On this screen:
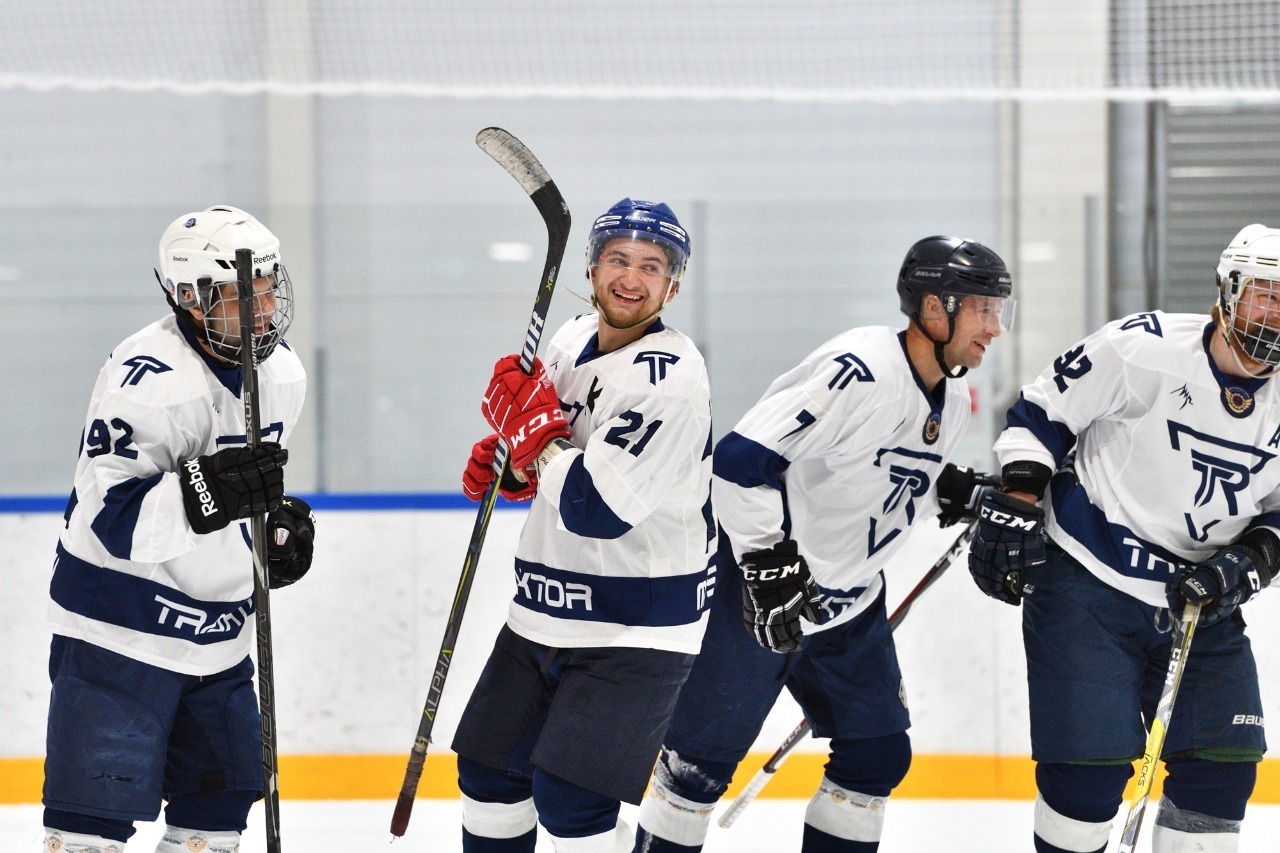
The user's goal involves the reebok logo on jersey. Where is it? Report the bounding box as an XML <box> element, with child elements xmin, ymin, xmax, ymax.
<box><xmin>1232</xmin><ymin>714</ymin><xmax>1264</xmax><ymax>726</ymax></box>
<box><xmin>182</xmin><ymin>458</ymin><xmax>219</xmax><ymax>517</ymax></box>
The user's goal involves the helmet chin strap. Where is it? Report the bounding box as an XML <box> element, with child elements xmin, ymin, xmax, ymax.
<box><xmin>913</xmin><ymin>313</ymin><xmax>967</xmax><ymax>379</ymax></box>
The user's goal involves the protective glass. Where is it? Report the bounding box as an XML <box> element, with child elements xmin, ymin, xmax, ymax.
<box><xmin>588</xmin><ymin>234</ymin><xmax>686</xmax><ymax>285</ymax></box>
<box><xmin>1228</xmin><ymin>276</ymin><xmax>1280</xmax><ymax>366</ymax></box>
<box><xmin>947</xmin><ymin>292</ymin><xmax>1017</xmax><ymax>332</ymax></box>
<box><xmin>198</xmin><ymin>268</ymin><xmax>295</xmax><ymax>363</ymax></box>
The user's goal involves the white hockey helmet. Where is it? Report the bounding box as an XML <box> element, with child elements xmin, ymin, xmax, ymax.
<box><xmin>157</xmin><ymin>205</ymin><xmax>294</xmax><ymax>363</ymax></box>
<box><xmin>1216</xmin><ymin>223</ymin><xmax>1280</xmax><ymax>368</ymax></box>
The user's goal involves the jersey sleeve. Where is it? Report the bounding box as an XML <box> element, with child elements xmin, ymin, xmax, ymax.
<box><xmin>995</xmin><ymin>324</ymin><xmax>1134</xmax><ymax>471</ymax></box>
<box><xmin>74</xmin><ymin>378</ymin><xmax>208</xmax><ymax>564</ymax></box>
<box><xmin>537</xmin><ymin>382</ymin><xmax>712</xmax><ymax>540</ymax></box>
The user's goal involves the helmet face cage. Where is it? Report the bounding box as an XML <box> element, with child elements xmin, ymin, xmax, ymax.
<box><xmin>157</xmin><ymin>206</ymin><xmax>294</xmax><ymax>363</ymax></box>
<box><xmin>1217</xmin><ymin>224</ymin><xmax>1280</xmax><ymax>368</ymax></box>
<box><xmin>195</xmin><ymin>266</ymin><xmax>295</xmax><ymax>364</ymax></box>
<box><xmin>1220</xmin><ymin>273</ymin><xmax>1280</xmax><ymax>367</ymax></box>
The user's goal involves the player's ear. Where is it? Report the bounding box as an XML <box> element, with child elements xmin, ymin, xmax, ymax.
<box><xmin>666</xmin><ymin>281</ymin><xmax>680</xmax><ymax>303</ymax></box>
<box><xmin>919</xmin><ymin>293</ymin><xmax>944</xmax><ymax>321</ymax></box>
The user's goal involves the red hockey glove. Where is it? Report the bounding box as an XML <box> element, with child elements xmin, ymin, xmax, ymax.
<box><xmin>480</xmin><ymin>354</ymin><xmax>570</xmax><ymax>473</ymax></box>
<box><xmin>462</xmin><ymin>433</ymin><xmax>538</xmax><ymax>503</ymax></box>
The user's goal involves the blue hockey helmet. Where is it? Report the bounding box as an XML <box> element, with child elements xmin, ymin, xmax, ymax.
<box><xmin>587</xmin><ymin>199</ymin><xmax>690</xmax><ymax>283</ymax></box>
<box><xmin>897</xmin><ymin>235</ymin><xmax>1014</xmax><ymax>326</ymax></box>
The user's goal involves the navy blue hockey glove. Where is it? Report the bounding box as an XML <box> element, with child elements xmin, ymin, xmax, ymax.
<box><xmin>968</xmin><ymin>491</ymin><xmax>1045</xmax><ymax>605</ymax></box>
<box><xmin>740</xmin><ymin>539</ymin><xmax>826</xmax><ymax>654</ymax></box>
<box><xmin>936</xmin><ymin>464</ymin><xmax>1000</xmax><ymax>528</ymax></box>
<box><xmin>1166</xmin><ymin>544</ymin><xmax>1266</xmax><ymax>628</ymax></box>
<box><xmin>267</xmin><ymin>495</ymin><xmax>316</xmax><ymax>589</ymax></box>
<box><xmin>180</xmin><ymin>443</ymin><xmax>287</xmax><ymax>535</ymax></box>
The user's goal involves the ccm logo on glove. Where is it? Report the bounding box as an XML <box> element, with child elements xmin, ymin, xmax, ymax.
<box><xmin>980</xmin><ymin>504</ymin><xmax>1040</xmax><ymax>531</ymax></box>
<box><xmin>742</xmin><ymin>563</ymin><xmax>803</xmax><ymax>583</ymax></box>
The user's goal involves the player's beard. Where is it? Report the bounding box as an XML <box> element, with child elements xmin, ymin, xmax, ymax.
<box><xmin>591</xmin><ymin>280</ymin><xmax>674</xmax><ymax>332</ymax></box>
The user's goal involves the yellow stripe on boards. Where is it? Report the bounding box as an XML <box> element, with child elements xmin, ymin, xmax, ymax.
<box><xmin>3</xmin><ymin>753</ymin><xmax>1279</xmax><ymax>803</ymax></box>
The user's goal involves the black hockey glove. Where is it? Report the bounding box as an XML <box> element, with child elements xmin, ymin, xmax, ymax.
<box><xmin>740</xmin><ymin>539</ymin><xmax>826</xmax><ymax>654</ymax></box>
<box><xmin>180</xmin><ymin>443</ymin><xmax>288</xmax><ymax>535</ymax></box>
<box><xmin>968</xmin><ymin>491</ymin><xmax>1045</xmax><ymax>605</ymax></box>
<box><xmin>1167</xmin><ymin>543</ymin><xmax>1271</xmax><ymax>628</ymax></box>
<box><xmin>267</xmin><ymin>495</ymin><xmax>316</xmax><ymax>589</ymax></box>
<box><xmin>936</xmin><ymin>464</ymin><xmax>1000</xmax><ymax>528</ymax></box>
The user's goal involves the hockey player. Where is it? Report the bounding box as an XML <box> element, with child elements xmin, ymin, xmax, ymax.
<box><xmin>42</xmin><ymin>206</ymin><xmax>316</xmax><ymax>853</ymax></box>
<box><xmin>455</xmin><ymin>199</ymin><xmax>714</xmax><ymax>852</ymax></box>
<box><xmin>968</xmin><ymin>223</ymin><xmax>1280</xmax><ymax>853</ymax></box>
<box><xmin>633</xmin><ymin>236</ymin><xmax>1015</xmax><ymax>852</ymax></box>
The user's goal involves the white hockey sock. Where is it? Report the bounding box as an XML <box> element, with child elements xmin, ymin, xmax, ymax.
<box><xmin>636</xmin><ymin>771</ymin><xmax>718</xmax><ymax>847</ymax></box>
<box><xmin>461</xmin><ymin>793</ymin><xmax>538</xmax><ymax>839</ymax></box>
<box><xmin>1152</xmin><ymin>797</ymin><xmax>1241</xmax><ymax>853</ymax></box>
<box><xmin>43</xmin><ymin>829</ymin><xmax>125</xmax><ymax>853</ymax></box>
<box><xmin>802</xmin><ymin>776</ymin><xmax>887</xmax><ymax>843</ymax></box>
<box><xmin>548</xmin><ymin>819</ymin><xmax>633</xmax><ymax>853</ymax></box>
<box><xmin>154</xmin><ymin>825</ymin><xmax>241</xmax><ymax>852</ymax></box>
<box><xmin>1032</xmin><ymin>793</ymin><xmax>1113</xmax><ymax>852</ymax></box>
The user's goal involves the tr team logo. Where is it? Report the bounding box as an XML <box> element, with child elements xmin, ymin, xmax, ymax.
<box><xmin>866</xmin><ymin>446</ymin><xmax>943</xmax><ymax>556</ymax></box>
<box><xmin>1167</xmin><ymin>420</ymin><xmax>1275</xmax><ymax>540</ymax></box>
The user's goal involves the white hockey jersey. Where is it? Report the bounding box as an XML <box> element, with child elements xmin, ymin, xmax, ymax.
<box><xmin>714</xmin><ymin>326</ymin><xmax>972</xmax><ymax>633</ymax></box>
<box><xmin>507</xmin><ymin>315</ymin><xmax>715</xmax><ymax>655</ymax></box>
<box><xmin>995</xmin><ymin>312</ymin><xmax>1280</xmax><ymax>607</ymax></box>
<box><xmin>49</xmin><ymin>314</ymin><xmax>306</xmax><ymax>676</ymax></box>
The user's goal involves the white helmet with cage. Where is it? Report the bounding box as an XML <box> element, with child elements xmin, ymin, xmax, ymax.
<box><xmin>1216</xmin><ymin>223</ymin><xmax>1280</xmax><ymax>369</ymax></box>
<box><xmin>157</xmin><ymin>205</ymin><xmax>294</xmax><ymax>363</ymax></box>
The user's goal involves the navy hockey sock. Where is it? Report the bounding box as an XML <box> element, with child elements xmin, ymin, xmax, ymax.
<box><xmin>43</xmin><ymin>808</ymin><xmax>134</xmax><ymax>844</ymax></box>
<box><xmin>462</xmin><ymin>825</ymin><xmax>537</xmax><ymax>852</ymax></box>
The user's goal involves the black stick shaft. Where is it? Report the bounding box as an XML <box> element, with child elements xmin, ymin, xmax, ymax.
<box><xmin>236</xmin><ymin>247</ymin><xmax>283</xmax><ymax>852</ymax></box>
<box><xmin>390</xmin><ymin>128</ymin><xmax>571</xmax><ymax>838</ymax></box>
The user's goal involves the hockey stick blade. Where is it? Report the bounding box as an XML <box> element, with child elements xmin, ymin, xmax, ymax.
<box><xmin>390</xmin><ymin>129</ymin><xmax>570</xmax><ymax>839</ymax></box>
<box><xmin>1116</xmin><ymin>600</ymin><xmax>1201</xmax><ymax>853</ymax></box>
<box><xmin>718</xmin><ymin>519</ymin><xmax>979</xmax><ymax>829</ymax></box>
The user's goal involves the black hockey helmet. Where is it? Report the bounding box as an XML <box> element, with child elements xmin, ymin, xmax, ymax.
<box><xmin>897</xmin><ymin>235</ymin><xmax>1013</xmax><ymax>379</ymax></box>
<box><xmin>897</xmin><ymin>235</ymin><xmax>1012</xmax><ymax>320</ymax></box>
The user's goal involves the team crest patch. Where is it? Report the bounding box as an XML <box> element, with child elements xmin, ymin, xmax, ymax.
<box><xmin>1221</xmin><ymin>385</ymin><xmax>1255</xmax><ymax>418</ymax></box>
<box><xmin>922</xmin><ymin>411</ymin><xmax>942</xmax><ymax>444</ymax></box>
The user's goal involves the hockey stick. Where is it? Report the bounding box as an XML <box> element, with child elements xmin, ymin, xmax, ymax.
<box><xmin>717</xmin><ymin>518</ymin><xmax>980</xmax><ymax>829</ymax></box>
<box><xmin>235</xmin><ymin>248</ymin><xmax>283</xmax><ymax>853</ymax></box>
<box><xmin>390</xmin><ymin>128</ymin><xmax>571</xmax><ymax>838</ymax></box>
<box><xmin>1116</xmin><ymin>600</ymin><xmax>1202</xmax><ymax>853</ymax></box>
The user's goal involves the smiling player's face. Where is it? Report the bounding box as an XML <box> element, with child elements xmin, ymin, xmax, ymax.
<box><xmin>589</xmin><ymin>236</ymin><xmax>678</xmax><ymax>334</ymax></box>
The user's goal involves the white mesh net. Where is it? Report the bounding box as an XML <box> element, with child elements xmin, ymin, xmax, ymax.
<box><xmin>2</xmin><ymin>1</ymin><xmax>1278</xmax><ymax>102</ymax></box>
